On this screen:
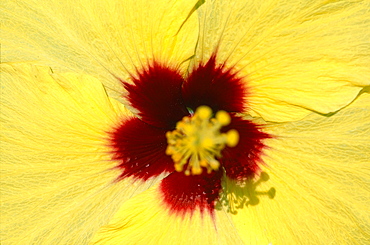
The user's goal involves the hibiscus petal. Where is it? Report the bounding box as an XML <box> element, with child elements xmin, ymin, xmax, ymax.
<box><xmin>0</xmin><ymin>63</ymin><xmax>164</xmax><ymax>244</ymax></box>
<box><xmin>160</xmin><ymin>171</ymin><xmax>223</xmax><ymax>215</ymax></box>
<box><xmin>221</xmin><ymin>115</ymin><xmax>270</xmax><ymax>181</ymax></box>
<box><xmin>228</xmin><ymin>91</ymin><xmax>370</xmax><ymax>244</ymax></box>
<box><xmin>182</xmin><ymin>55</ymin><xmax>246</xmax><ymax>113</ymax></box>
<box><xmin>91</xmin><ymin>180</ymin><xmax>244</xmax><ymax>245</ymax></box>
<box><xmin>122</xmin><ymin>63</ymin><xmax>189</xmax><ymax>128</ymax></box>
<box><xmin>194</xmin><ymin>0</ymin><xmax>370</xmax><ymax>122</ymax></box>
<box><xmin>111</xmin><ymin>117</ymin><xmax>175</xmax><ymax>180</ymax></box>
<box><xmin>1</xmin><ymin>0</ymin><xmax>199</xmax><ymax>101</ymax></box>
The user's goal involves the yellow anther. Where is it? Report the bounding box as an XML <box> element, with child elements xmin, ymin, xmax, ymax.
<box><xmin>192</xmin><ymin>166</ymin><xmax>202</xmax><ymax>175</ymax></box>
<box><xmin>209</xmin><ymin>159</ymin><xmax>220</xmax><ymax>170</ymax></box>
<box><xmin>216</xmin><ymin>110</ymin><xmax>231</xmax><ymax>126</ymax></box>
<box><xmin>226</xmin><ymin>129</ymin><xmax>239</xmax><ymax>147</ymax></box>
<box><xmin>165</xmin><ymin>147</ymin><xmax>173</xmax><ymax>155</ymax></box>
<box><xmin>197</xmin><ymin>106</ymin><xmax>212</xmax><ymax>119</ymax></box>
<box><xmin>200</xmin><ymin>160</ymin><xmax>208</xmax><ymax>167</ymax></box>
<box><xmin>174</xmin><ymin>163</ymin><xmax>183</xmax><ymax>172</ymax></box>
<box><xmin>165</xmin><ymin>105</ymin><xmax>240</xmax><ymax>175</ymax></box>
<box><xmin>173</xmin><ymin>153</ymin><xmax>183</xmax><ymax>162</ymax></box>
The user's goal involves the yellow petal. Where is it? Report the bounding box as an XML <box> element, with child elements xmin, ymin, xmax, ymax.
<box><xmin>91</xmin><ymin>182</ymin><xmax>243</xmax><ymax>245</ymax></box>
<box><xmin>194</xmin><ymin>0</ymin><xmax>370</xmax><ymax>122</ymax></box>
<box><xmin>0</xmin><ymin>63</ymin><xmax>165</xmax><ymax>244</ymax></box>
<box><xmin>228</xmin><ymin>91</ymin><xmax>370</xmax><ymax>244</ymax></box>
<box><xmin>2</xmin><ymin>0</ymin><xmax>199</xmax><ymax>101</ymax></box>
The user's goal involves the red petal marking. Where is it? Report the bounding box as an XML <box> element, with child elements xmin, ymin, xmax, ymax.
<box><xmin>221</xmin><ymin>115</ymin><xmax>270</xmax><ymax>181</ymax></box>
<box><xmin>112</xmin><ymin>55</ymin><xmax>270</xmax><ymax>216</ymax></box>
<box><xmin>160</xmin><ymin>170</ymin><xmax>223</xmax><ymax>215</ymax></box>
<box><xmin>182</xmin><ymin>55</ymin><xmax>247</xmax><ymax>113</ymax></box>
<box><xmin>111</xmin><ymin>118</ymin><xmax>174</xmax><ymax>180</ymax></box>
<box><xmin>122</xmin><ymin>62</ymin><xmax>189</xmax><ymax>129</ymax></box>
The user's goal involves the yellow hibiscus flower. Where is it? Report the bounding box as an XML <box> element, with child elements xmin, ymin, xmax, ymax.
<box><xmin>1</xmin><ymin>0</ymin><xmax>369</xmax><ymax>244</ymax></box>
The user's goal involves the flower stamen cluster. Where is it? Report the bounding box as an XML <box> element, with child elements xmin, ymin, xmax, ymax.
<box><xmin>166</xmin><ymin>105</ymin><xmax>239</xmax><ymax>175</ymax></box>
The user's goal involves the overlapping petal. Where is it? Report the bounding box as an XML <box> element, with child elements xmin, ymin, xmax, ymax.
<box><xmin>0</xmin><ymin>63</ymin><xmax>165</xmax><ymax>244</ymax></box>
<box><xmin>194</xmin><ymin>0</ymin><xmax>370</xmax><ymax>122</ymax></box>
<box><xmin>1</xmin><ymin>0</ymin><xmax>199</xmax><ymax>101</ymax></box>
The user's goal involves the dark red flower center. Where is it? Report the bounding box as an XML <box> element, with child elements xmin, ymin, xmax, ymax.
<box><xmin>111</xmin><ymin>55</ymin><xmax>269</xmax><ymax>216</ymax></box>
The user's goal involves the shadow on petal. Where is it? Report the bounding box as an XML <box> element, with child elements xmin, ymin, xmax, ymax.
<box><xmin>216</xmin><ymin>172</ymin><xmax>276</xmax><ymax>214</ymax></box>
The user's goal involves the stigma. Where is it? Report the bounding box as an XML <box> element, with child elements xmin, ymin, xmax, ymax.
<box><xmin>166</xmin><ymin>106</ymin><xmax>239</xmax><ymax>175</ymax></box>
